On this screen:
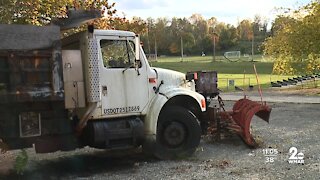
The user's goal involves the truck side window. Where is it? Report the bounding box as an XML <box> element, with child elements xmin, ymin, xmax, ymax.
<box><xmin>100</xmin><ymin>40</ymin><xmax>136</xmax><ymax>68</ymax></box>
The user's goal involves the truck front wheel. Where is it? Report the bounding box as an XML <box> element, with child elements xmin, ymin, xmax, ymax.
<box><xmin>154</xmin><ymin>106</ymin><xmax>201</xmax><ymax>159</ymax></box>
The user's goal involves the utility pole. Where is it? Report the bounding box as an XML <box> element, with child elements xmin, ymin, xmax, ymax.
<box><xmin>251</xmin><ymin>26</ymin><xmax>254</xmax><ymax>62</ymax></box>
<box><xmin>147</xmin><ymin>25</ymin><xmax>151</xmax><ymax>56</ymax></box>
<box><xmin>213</xmin><ymin>35</ymin><xmax>216</xmax><ymax>62</ymax></box>
<box><xmin>181</xmin><ymin>36</ymin><xmax>184</xmax><ymax>62</ymax></box>
<box><xmin>155</xmin><ymin>38</ymin><xmax>158</xmax><ymax>62</ymax></box>
<box><xmin>212</xmin><ymin>32</ymin><xmax>217</xmax><ymax>62</ymax></box>
<box><xmin>154</xmin><ymin>28</ymin><xmax>158</xmax><ymax>62</ymax></box>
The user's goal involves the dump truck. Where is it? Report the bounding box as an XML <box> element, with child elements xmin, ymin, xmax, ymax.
<box><xmin>0</xmin><ymin>11</ymin><xmax>271</xmax><ymax>160</ymax></box>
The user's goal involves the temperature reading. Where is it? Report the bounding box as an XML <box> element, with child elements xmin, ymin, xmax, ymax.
<box><xmin>262</xmin><ymin>148</ymin><xmax>278</xmax><ymax>163</ymax></box>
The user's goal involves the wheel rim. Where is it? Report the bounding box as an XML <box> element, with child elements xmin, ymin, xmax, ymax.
<box><xmin>162</xmin><ymin>121</ymin><xmax>186</xmax><ymax>148</ymax></box>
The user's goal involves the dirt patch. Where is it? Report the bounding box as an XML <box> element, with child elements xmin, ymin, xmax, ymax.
<box><xmin>0</xmin><ymin>151</ymin><xmax>15</xmax><ymax>175</ymax></box>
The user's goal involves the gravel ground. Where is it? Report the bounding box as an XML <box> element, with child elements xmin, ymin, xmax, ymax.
<box><xmin>0</xmin><ymin>93</ymin><xmax>319</xmax><ymax>179</ymax></box>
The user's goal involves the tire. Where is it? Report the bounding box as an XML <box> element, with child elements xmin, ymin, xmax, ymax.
<box><xmin>154</xmin><ymin>106</ymin><xmax>201</xmax><ymax>160</ymax></box>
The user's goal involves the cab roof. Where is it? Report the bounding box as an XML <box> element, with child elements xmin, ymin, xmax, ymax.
<box><xmin>94</xmin><ymin>29</ymin><xmax>136</xmax><ymax>37</ymax></box>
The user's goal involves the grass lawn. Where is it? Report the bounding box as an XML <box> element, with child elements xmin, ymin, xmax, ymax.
<box><xmin>149</xmin><ymin>56</ymin><xmax>294</xmax><ymax>91</ymax></box>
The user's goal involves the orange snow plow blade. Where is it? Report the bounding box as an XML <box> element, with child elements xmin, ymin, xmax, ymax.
<box><xmin>188</xmin><ymin>70</ymin><xmax>272</xmax><ymax>147</ymax></box>
<box><xmin>230</xmin><ymin>98</ymin><xmax>271</xmax><ymax>146</ymax></box>
<box><xmin>208</xmin><ymin>97</ymin><xmax>271</xmax><ymax>147</ymax></box>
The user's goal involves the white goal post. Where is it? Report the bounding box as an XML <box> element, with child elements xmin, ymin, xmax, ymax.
<box><xmin>224</xmin><ymin>51</ymin><xmax>241</xmax><ymax>61</ymax></box>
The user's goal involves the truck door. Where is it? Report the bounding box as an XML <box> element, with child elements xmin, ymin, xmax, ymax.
<box><xmin>98</xmin><ymin>36</ymin><xmax>149</xmax><ymax>117</ymax></box>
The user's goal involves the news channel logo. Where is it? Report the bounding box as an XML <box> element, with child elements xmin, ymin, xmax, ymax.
<box><xmin>262</xmin><ymin>147</ymin><xmax>304</xmax><ymax>164</ymax></box>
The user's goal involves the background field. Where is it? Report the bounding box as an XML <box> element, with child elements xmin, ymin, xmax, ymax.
<box><xmin>149</xmin><ymin>55</ymin><xmax>293</xmax><ymax>91</ymax></box>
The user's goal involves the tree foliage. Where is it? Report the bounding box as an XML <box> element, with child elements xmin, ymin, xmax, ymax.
<box><xmin>0</xmin><ymin>0</ymin><xmax>150</xmax><ymax>36</ymax></box>
<box><xmin>0</xmin><ymin>0</ymin><xmax>116</xmax><ymax>26</ymax></box>
<box><xmin>0</xmin><ymin>1</ymin><xmax>271</xmax><ymax>57</ymax></box>
<box><xmin>263</xmin><ymin>1</ymin><xmax>320</xmax><ymax>74</ymax></box>
<box><xmin>109</xmin><ymin>16</ymin><xmax>147</xmax><ymax>34</ymax></box>
<box><xmin>140</xmin><ymin>14</ymin><xmax>268</xmax><ymax>56</ymax></box>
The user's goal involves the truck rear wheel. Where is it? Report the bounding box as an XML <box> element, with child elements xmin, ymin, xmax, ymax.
<box><xmin>154</xmin><ymin>106</ymin><xmax>201</xmax><ymax>159</ymax></box>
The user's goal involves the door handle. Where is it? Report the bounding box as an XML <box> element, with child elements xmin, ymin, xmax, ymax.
<box><xmin>102</xmin><ymin>86</ymin><xmax>107</xmax><ymax>96</ymax></box>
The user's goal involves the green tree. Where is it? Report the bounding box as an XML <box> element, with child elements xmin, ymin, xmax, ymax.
<box><xmin>155</xmin><ymin>18</ymin><xmax>171</xmax><ymax>55</ymax></box>
<box><xmin>141</xmin><ymin>14</ymin><xmax>269</xmax><ymax>57</ymax></box>
<box><xmin>109</xmin><ymin>16</ymin><xmax>147</xmax><ymax>34</ymax></box>
<box><xmin>189</xmin><ymin>14</ymin><xmax>209</xmax><ymax>54</ymax></box>
<box><xmin>263</xmin><ymin>1</ymin><xmax>320</xmax><ymax>74</ymax></box>
<box><xmin>0</xmin><ymin>0</ymin><xmax>116</xmax><ymax>26</ymax></box>
<box><xmin>141</xmin><ymin>17</ymin><xmax>156</xmax><ymax>54</ymax></box>
<box><xmin>237</xmin><ymin>19</ymin><xmax>253</xmax><ymax>41</ymax></box>
<box><xmin>167</xmin><ymin>17</ymin><xmax>195</xmax><ymax>55</ymax></box>
<box><xmin>219</xmin><ymin>25</ymin><xmax>238</xmax><ymax>51</ymax></box>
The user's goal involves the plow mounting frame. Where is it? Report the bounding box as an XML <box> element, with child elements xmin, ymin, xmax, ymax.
<box><xmin>206</xmin><ymin>96</ymin><xmax>272</xmax><ymax>147</ymax></box>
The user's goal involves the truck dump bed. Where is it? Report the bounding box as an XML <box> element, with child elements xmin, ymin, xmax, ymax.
<box><xmin>0</xmin><ymin>24</ymin><xmax>69</xmax><ymax>149</ymax></box>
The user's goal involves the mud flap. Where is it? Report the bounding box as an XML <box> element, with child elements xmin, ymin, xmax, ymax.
<box><xmin>230</xmin><ymin>98</ymin><xmax>271</xmax><ymax>147</ymax></box>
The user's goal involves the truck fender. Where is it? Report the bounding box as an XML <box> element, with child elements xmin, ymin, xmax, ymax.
<box><xmin>144</xmin><ymin>87</ymin><xmax>206</xmax><ymax>136</ymax></box>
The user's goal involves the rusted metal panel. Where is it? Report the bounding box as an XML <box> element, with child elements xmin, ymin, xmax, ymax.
<box><xmin>52</xmin><ymin>49</ymin><xmax>64</xmax><ymax>96</ymax></box>
<box><xmin>196</xmin><ymin>71</ymin><xmax>218</xmax><ymax>94</ymax></box>
<box><xmin>0</xmin><ymin>24</ymin><xmax>60</xmax><ymax>50</ymax></box>
<box><xmin>0</xmin><ymin>50</ymin><xmax>64</xmax><ymax>103</ymax></box>
<box><xmin>0</xmin><ymin>101</ymin><xmax>69</xmax><ymax>138</ymax></box>
<box><xmin>187</xmin><ymin>71</ymin><xmax>218</xmax><ymax>97</ymax></box>
<box><xmin>0</xmin><ymin>24</ymin><xmax>67</xmax><ymax>146</ymax></box>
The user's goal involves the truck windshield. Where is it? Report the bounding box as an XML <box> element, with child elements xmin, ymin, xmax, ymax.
<box><xmin>100</xmin><ymin>40</ymin><xmax>136</xmax><ymax>68</ymax></box>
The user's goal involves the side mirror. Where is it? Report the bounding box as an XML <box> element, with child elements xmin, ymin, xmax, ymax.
<box><xmin>135</xmin><ymin>35</ymin><xmax>140</xmax><ymax>61</ymax></box>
